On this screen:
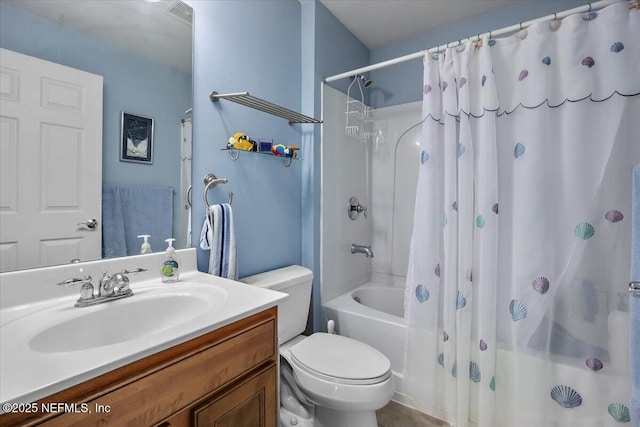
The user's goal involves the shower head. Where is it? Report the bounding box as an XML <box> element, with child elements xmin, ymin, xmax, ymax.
<box><xmin>352</xmin><ymin>74</ymin><xmax>373</xmax><ymax>88</ymax></box>
<box><xmin>359</xmin><ymin>74</ymin><xmax>373</xmax><ymax>88</ymax></box>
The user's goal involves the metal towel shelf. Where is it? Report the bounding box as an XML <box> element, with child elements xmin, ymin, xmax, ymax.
<box><xmin>210</xmin><ymin>91</ymin><xmax>322</xmax><ymax>125</ymax></box>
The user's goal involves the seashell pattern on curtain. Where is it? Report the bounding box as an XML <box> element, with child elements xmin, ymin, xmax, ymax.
<box><xmin>404</xmin><ymin>2</ymin><xmax>639</xmax><ymax>426</ymax></box>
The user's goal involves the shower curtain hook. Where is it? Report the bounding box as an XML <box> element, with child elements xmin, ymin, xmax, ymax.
<box><xmin>489</xmin><ymin>31</ymin><xmax>493</xmax><ymax>40</ymax></box>
<box><xmin>553</xmin><ymin>12</ymin><xmax>557</xmax><ymax>21</ymax></box>
<box><xmin>588</xmin><ymin>3</ymin><xmax>592</xmax><ymax>12</ymax></box>
<box><xmin>519</xmin><ymin>22</ymin><xmax>524</xmax><ymax>31</ymax></box>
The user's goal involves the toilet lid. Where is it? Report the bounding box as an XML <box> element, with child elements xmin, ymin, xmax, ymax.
<box><xmin>290</xmin><ymin>333</ymin><xmax>391</xmax><ymax>384</ymax></box>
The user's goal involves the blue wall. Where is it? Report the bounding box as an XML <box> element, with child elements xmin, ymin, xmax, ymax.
<box><xmin>368</xmin><ymin>0</ymin><xmax>586</xmax><ymax>108</ymax></box>
<box><xmin>0</xmin><ymin>3</ymin><xmax>191</xmax><ymax>243</ymax></box>
<box><xmin>189</xmin><ymin>0</ymin><xmax>368</xmax><ymax>329</ymax></box>
<box><xmin>190</xmin><ymin>0</ymin><xmax>304</xmax><ymax>276</ymax></box>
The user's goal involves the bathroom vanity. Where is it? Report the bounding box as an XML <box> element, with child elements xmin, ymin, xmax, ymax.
<box><xmin>2</xmin><ymin>308</ymin><xmax>277</xmax><ymax>426</ymax></box>
<box><xmin>0</xmin><ymin>249</ymin><xmax>285</xmax><ymax>426</ymax></box>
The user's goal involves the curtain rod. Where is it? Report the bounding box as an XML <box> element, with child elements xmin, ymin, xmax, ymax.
<box><xmin>324</xmin><ymin>0</ymin><xmax>626</xmax><ymax>83</ymax></box>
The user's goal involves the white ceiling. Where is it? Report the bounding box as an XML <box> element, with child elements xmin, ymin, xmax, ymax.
<box><xmin>318</xmin><ymin>0</ymin><xmax>529</xmax><ymax>49</ymax></box>
<box><xmin>6</xmin><ymin>0</ymin><xmax>533</xmax><ymax>73</ymax></box>
<box><xmin>3</xmin><ymin>0</ymin><xmax>193</xmax><ymax>74</ymax></box>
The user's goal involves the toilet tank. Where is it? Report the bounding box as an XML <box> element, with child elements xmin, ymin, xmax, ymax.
<box><xmin>240</xmin><ymin>265</ymin><xmax>313</xmax><ymax>345</ymax></box>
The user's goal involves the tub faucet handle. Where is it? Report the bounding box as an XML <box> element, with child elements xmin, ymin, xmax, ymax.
<box><xmin>348</xmin><ymin>196</ymin><xmax>367</xmax><ymax>220</ymax></box>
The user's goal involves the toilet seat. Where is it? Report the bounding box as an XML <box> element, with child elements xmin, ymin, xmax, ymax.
<box><xmin>289</xmin><ymin>333</ymin><xmax>391</xmax><ymax>385</ymax></box>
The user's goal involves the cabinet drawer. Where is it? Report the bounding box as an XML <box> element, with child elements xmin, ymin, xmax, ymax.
<box><xmin>36</xmin><ymin>311</ymin><xmax>276</xmax><ymax>427</ymax></box>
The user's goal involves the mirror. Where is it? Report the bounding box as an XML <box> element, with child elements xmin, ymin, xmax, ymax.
<box><xmin>0</xmin><ymin>0</ymin><xmax>193</xmax><ymax>272</ymax></box>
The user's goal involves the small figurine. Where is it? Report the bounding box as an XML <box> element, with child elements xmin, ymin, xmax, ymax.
<box><xmin>227</xmin><ymin>132</ymin><xmax>257</xmax><ymax>151</ymax></box>
<box><xmin>271</xmin><ymin>144</ymin><xmax>299</xmax><ymax>158</ymax></box>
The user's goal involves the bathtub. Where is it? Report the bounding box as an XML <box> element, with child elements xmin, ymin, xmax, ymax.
<box><xmin>323</xmin><ymin>282</ymin><xmax>408</xmax><ymax>397</ymax></box>
<box><xmin>323</xmin><ymin>281</ymin><xmax>632</xmax><ymax>426</ymax></box>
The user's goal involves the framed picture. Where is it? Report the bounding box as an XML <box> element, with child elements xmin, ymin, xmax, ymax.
<box><xmin>120</xmin><ymin>112</ymin><xmax>154</xmax><ymax>164</ymax></box>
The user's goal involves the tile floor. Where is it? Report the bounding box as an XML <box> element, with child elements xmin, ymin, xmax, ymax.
<box><xmin>376</xmin><ymin>401</ymin><xmax>449</xmax><ymax>427</ymax></box>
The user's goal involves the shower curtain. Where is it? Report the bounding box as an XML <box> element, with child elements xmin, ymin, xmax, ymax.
<box><xmin>404</xmin><ymin>3</ymin><xmax>639</xmax><ymax>426</ymax></box>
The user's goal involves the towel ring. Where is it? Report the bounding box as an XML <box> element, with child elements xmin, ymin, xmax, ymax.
<box><xmin>186</xmin><ymin>185</ymin><xmax>192</xmax><ymax>209</ymax></box>
<box><xmin>203</xmin><ymin>173</ymin><xmax>230</xmax><ymax>209</ymax></box>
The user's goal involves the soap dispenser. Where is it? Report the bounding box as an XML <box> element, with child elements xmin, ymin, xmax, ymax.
<box><xmin>160</xmin><ymin>238</ymin><xmax>181</xmax><ymax>282</ymax></box>
<box><xmin>137</xmin><ymin>234</ymin><xmax>152</xmax><ymax>254</ymax></box>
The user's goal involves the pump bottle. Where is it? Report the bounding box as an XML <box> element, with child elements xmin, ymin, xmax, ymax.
<box><xmin>160</xmin><ymin>238</ymin><xmax>181</xmax><ymax>282</ymax></box>
<box><xmin>137</xmin><ymin>234</ymin><xmax>152</xmax><ymax>254</ymax></box>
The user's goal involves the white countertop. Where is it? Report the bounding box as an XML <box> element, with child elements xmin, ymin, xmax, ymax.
<box><xmin>0</xmin><ymin>250</ymin><xmax>286</xmax><ymax>408</ymax></box>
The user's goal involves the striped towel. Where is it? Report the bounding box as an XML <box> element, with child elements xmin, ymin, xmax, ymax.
<box><xmin>199</xmin><ymin>203</ymin><xmax>237</xmax><ymax>280</ymax></box>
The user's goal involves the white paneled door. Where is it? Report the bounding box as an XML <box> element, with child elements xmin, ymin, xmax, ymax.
<box><xmin>0</xmin><ymin>48</ymin><xmax>103</xmax><ymax>272</ymax></box>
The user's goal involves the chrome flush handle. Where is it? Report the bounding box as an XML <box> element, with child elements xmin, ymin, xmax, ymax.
<box><xmin>630</xmin><ymin>281</ymin><xmax>640</xmax><ymax>298</ymax></box>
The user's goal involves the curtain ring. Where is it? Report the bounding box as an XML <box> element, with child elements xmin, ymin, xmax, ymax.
<box><xmin>489</xmin><ymin>31</ymin><xmax>493</xmax><ymax>39</ymax></box>
<box><xmin>553</xmin><ymin>12</ymin><xmax>557</xmax><ymax>20</ymax></box>
<box><xmin>588</xmin><ymin>3</ymin><xmax>592</xmax><ymax>12</ymax></box>
<box><xmin>519</xmin><ymin>22</ymin><xmax>524</xmax><ymax>30</ymax></box>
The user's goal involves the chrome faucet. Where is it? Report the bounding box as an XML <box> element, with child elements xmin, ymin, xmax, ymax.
<box><xmin>57</xmin><ymin>268</ymin><xmax>146</xmax><ymax>307</ymax></box>
<box><xmin>98</xmin><ymin>271</ymin><xmax>130</xmax><ymax>296</ymax></box>
<box><xmin>351</xmin><ymin>243</ymin><xmax>374</xmax><ymax>258</ymax></box>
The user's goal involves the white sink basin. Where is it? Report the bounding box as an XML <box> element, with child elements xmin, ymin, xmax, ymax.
<box><xmin>2</xmin><ymin>282</ymin><xmax>227</xmax><ymax>355</ymax></box>
<box><xmin>29</xmin><ymin>292</ymin><xmax>215</xmax><ymax>353</ymax></box>
<box><xmin>1</xmin><ymin>256</ymin><xmax>287</xmax><ymax>408</ymax></box>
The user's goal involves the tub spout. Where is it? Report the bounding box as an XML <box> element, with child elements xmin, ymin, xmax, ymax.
<box><xmin>351</xmin><ymin>244</ymin><xmax>374</xmax><ymax>258</ymax></box>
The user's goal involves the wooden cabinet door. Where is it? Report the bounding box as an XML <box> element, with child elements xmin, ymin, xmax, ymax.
<box><xmin>193</xmin><ymin>365</ymin><xmax>277</xmax><ymax>427</ymax></box>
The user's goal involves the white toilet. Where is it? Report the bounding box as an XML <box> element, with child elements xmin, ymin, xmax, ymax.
<box><xmin>241</xmin><ymin>265</ymin><xmax>394</xmax><ymax>427</ymax></box>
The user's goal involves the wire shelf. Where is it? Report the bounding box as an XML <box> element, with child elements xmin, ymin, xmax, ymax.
<box><xmin>210</xmin><ymin>91</ymin><xmax>322</xmax><ymax>125</ymax></box>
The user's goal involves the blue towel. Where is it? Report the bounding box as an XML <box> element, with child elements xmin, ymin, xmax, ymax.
<box><xmin>102</xmin><ymin>185</ymin><xmax>127</xmax><ymax>258</ymax></box>
<box><xmin>200</xmin><ymin>203</ymin><xmax>237</xmax><ymax>280</ymax></box>
<box><xmin>102</xmin><ymin>184</ymin><xmax>173</xmax><ymax>257</ymax></box>
<box><xmin>631</xmin><ymin>165</ymin><xmax>640</xmax><ymax>426</ymax></box>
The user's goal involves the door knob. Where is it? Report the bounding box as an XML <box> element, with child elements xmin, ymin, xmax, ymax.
<box><xmin>78</xmin><ymin>219</ymin><xmax>98</xmax><ymax>229</ymax></box>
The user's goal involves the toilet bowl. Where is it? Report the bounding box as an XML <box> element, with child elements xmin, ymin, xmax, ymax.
<box><xmin>240</xmin><ymin>266</ymin><xmax>394</xmax><ymax>427</ymax></box>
